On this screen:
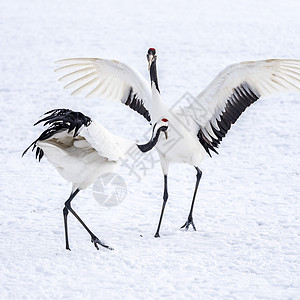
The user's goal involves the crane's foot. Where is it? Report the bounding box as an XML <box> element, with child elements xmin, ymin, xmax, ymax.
<box><xmin>65</xmin><ymin>240</ymin><xmax>71</xmax><ymax>251</ymax></box>
<box><xmin>181</xmin><ymin>215</ymin><xmax>197</xmax><ymax>231</ymax></box>
<box><xmin>154</xmin><ymin>232</ymin><xmax>160</xmax><ymax>238</ymax></box>
<box><xmin>91</xmin><ymin>235</ymin><xmax>114</xmax><ymax>250</ymax></box>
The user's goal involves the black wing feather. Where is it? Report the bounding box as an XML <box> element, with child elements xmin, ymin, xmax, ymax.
<box><xmin>198</xmin><ymin>82</ymin><xmax>260</xmax><ymax>157</ymax></box>
<box><xmin>123</xmin><ymin>87</ymin><xmax>151</xmax><ymax>122</ymax></box>
<box><xmin>22</xmin><ymin>109</ymin><xmax>92</xmax><ymax>160</ymax></box>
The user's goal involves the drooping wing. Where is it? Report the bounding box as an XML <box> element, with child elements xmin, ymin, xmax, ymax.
<box><xmin>78</xmin><ymin>120</ymin><xmax>124</xmax><ymax>162</ymax></box>
<box><xmin>188</xmin><ymin>59</ymin><xmax>300</xmax><ymax>156</ymax></box>
<box><xmin>55</xmin><ymin>58</ymin><xmax>151</xmax><ymax>123</ymax></box>
<box><xmin>22</xmin><ymin>109</ymin><xmax>122</xmax><ymax>162</ymax></box>
<box><xmin>22</xmin><ymin>109</ymin><xmax>91</xmax><ymax>160</ymax></box>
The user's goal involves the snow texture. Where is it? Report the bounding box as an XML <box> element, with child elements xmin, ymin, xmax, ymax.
<box><xmin>1</xmin><ymin>0</ymin><xmax>300</xmax><ymax>299</ymax></box>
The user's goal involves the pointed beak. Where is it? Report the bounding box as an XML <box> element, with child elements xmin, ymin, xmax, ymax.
<box><xmin>148</xmin><ymin>54</ymin><xmax>153</xmax><ymax>70</ymax></box>
<box><xmin>164</xmin><ymin>131</ymin><xmax>168</xmax><ymax>140</ymax></box>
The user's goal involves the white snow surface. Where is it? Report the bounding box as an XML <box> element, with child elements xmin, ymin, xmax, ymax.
<box><xmin>1</xmin><ymin>0</ymin><xmax>300</xmax><ymax>299</ymax></box>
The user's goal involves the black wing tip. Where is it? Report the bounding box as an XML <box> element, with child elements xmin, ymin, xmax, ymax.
<box><xmin>22</xmin><ymin>141</ymin><xmax>44</xmax><ymax>161</ymax></box>
<box><xmin>22</xmin><ymin>139</ymin><xmax>38</xmax><ymax>157</ymax></box>
<box><xmin>36</xmin><ymin>108</ymin><xmax>91</xmax><ymax>129</ymax></box>
<box><xmin>124</xmin><ymin>87</ymin><xmax>151</xmax><ymax>123</ymax></box>
<box><xmin>23</xmin><ymin>108</ymin><xmax>92</xmax><ymax>161</ymax></box>
<box><xmin>22</xmin><ymin>144</ymin><xmax>32</xmax><ymax>157</ymax></box>
<box><xmin>197</xmin><ymin>130</ymin><xmax>219</xmax><ymax>157</ymax></box>
<box><xmin>198</xmin><ymin>82</ymin><xmax>260</xmax><ymax>156</ymax></box>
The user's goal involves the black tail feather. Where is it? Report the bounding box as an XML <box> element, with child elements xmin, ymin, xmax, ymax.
<box><xmin>22</xmin><ymin>109</ymin><xmax>92</xmax><ymax>161</ymax></box>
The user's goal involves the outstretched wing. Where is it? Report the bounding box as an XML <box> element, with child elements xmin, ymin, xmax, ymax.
<box><xmin>189</xmin><ymin>59</ymin><xmax>300</xmax><ymax>156</ymax></box>
<box><xmin>55</xmin><ymin>58</ymin><xmax>151</xmax><ymax>122</ymax></box>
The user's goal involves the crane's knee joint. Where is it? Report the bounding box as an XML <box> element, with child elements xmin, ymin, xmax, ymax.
<box><xmin>63</xmin><ymin>206</ymin><xmax>69</xmax><ymax>216</ymax></box>
<box><xmin>196</xmin><ymin>169</ymin><xmax>202</xmax><ymax>180</ymax></box>
<box><xmin>163</xmin><ymin>191</ymin><xmax>168</xmax><ymax>202</ymax></box>
<box><xmin>64</xmin><ymin>200</ymin><xmax>71</xmax><ymax>210</ymax></box>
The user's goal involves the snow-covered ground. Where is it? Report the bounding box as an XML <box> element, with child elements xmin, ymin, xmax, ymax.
<box><xmin>1</xmin><ymin>0</ymin><xmax>300</xmax><ymax>299</ymax></box>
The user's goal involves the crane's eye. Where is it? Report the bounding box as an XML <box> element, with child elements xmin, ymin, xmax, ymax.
<box><xmin>161</xmin><ymin>118</ymin><xmax>168</xmax><ymax>122</ymax></box>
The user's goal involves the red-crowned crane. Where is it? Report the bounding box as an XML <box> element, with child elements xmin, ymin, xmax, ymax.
<box><xmin>23</xmin><ymin>108</ymin><xmax>168</xmax><ymax>250</ymax></box>
<box><xmin>55</xmin><ymin>51</ymin><xmax>300</xmax><ymax>237</ymax></box>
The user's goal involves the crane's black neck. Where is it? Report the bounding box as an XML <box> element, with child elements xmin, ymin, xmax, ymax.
<box><xmin>137</xmin><ymin>125</ymin><xmax>167</xmax><ymax>152</ymax></box>
<box><xmin>150</xmin><ymin>60</ymin><xmax>160</xmax><ymax>93</ymax></box>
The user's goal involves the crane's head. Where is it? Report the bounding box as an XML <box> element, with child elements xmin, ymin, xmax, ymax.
<box><xmin>153</xmin><ymin>118</ymin><xmax>169</xmax><ymax>140</ymax></box>
<box><xmin>147</xmin><ymin>48</ymin><xmax>157</xmax><ymax>70</ymax></box>
<box><xmin>137</xmin><ymin>118</ymin><xmax>169</xmax><ymax>153</ymax></box>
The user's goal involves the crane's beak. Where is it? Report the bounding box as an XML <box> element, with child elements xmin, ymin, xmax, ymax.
<box><xmin>148</xmin><ymin>54</ymin><xmax>154</xmax><ymax>70</ymax></box>
<box><xmin>164</xmin><ymin>131</ymin><xmax>168</xmax><ymax>140</ymax></box>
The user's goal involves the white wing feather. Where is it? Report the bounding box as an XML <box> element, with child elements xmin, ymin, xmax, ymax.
<box><xmin>177</xmin><ymin>59</ymin><xmax>300</xmax><ymax>156</ymax></box>
<box><xmin>193</xmin><ymin>59</ymin><xmax>300</xmax><ymax>128</ymax></box>
<box><xmin>78</xmin><ymin>121</ymin><xmax>125</xmax><ymax>162</ymax></box>
<box><xmin>55</xmin><ymin>58</ymin><xmax>152</xmax><ymax>112</ymax></box>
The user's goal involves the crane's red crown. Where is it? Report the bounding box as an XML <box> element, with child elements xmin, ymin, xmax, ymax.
<box><xmin>148</xmin><ymin>48</ymin><xmax>156</xmax><ymax>55</ymax></box>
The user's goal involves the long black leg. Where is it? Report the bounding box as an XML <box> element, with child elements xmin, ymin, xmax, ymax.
<box><xmin>181</xmin><ymin>167</ymin><xmax>202</xmax><ymax>231</ymax></box>
<box><xmin>63</xmin><ymin>206</ymin><xmax>70</xmax><ymax>250</ymax></box>
<box><xmin>63</xmin><ymin>189</ymin><xmax>79</xmax><ymax>250</ymax></box>
<box><xmin>63</xmin><ymin>189</ymin><xmax>113</xmax><ymax>250</ymax></box>
<box><xmin>154</xmin><ymin>175</ymin><xmax>168</xmax><ymax>238</ymax></box>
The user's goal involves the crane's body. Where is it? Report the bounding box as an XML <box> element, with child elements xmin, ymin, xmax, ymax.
<box><xmin>154</xmin><ymin>118</ymin><xmax>206</xmax><ymax>172</ymax></box>
<box><xmin>23</xmin><ymin>109</ymin><xmax>167</xmax><ymax>250</ymax></box>
<box><xmin>38</xmin><ymin>120</ymin><xmax>133</xmax><ymax>191</ymax></box>
<box><xmin>150</xmin><ymin>85</ymin><xmax>207</xmax><ymax>173</ymax></box>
